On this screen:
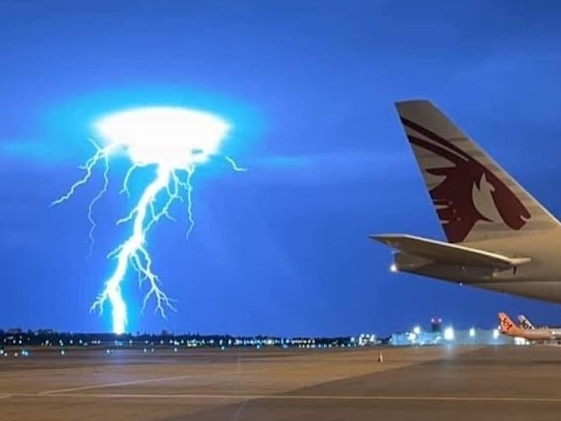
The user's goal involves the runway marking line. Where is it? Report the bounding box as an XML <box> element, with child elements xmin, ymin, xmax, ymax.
<box><xmin>13</xmin><ymin>393</ymin><xmax>561</xmax><ymax>403</ymax></box>
<box><xmin>37</xmin><ymin>354</ymin><xmax>418</xmax><ymax>396</ymax></box>
<box><xmin>24</xmin><ymin>348</ymin><xmax>468</xmax><ymax>397</ymax></box>
<box><xmin>38</xmin><ymin>364</ymin><xmax>283</xmax><ymax>395</ymax></box>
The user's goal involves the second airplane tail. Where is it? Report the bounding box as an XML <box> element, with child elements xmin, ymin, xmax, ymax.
<box><xmin>518</xmin><ymin>314</ymin><xmax>536</xmax><ymax>330</ymax></box>
<box><xmin>498</xmin><ymin>312</ymin><xmax>524</xmax><ymax>336</ymax></box>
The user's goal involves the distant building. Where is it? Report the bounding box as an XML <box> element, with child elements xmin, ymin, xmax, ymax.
<box><xmin>390</xmin><ymin>327</ymin><xmax>520</xmax><ymax>346</ymax></box>
<box><xmin>6</xmin><ymin>328</ymin><xmax>22</xmax><ymax>335</ymax></box>
<box><xmin>430</xmin><ymin>318</ymin><xmax>442</xmax><ymax>333</ymax></box>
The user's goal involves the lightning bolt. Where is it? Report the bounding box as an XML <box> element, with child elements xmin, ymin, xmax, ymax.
<box><xmin>53</xmin><ymin>107</ymin><xmax>246</xmax><ymax>334</ymax></box>
<box><xmin>51</xmin><ymin>138</ymin><xmax>113</xmax><ymax>258</ymax></box>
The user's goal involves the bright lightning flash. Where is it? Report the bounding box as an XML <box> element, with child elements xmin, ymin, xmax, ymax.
<box><xmin>53</xmin><ymin>107</ymin><xmax>245</xmax><ymax>334</ymax></box>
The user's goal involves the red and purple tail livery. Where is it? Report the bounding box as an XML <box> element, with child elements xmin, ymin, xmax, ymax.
<box><xmin>372</xmin><ymin>100</ymin><xmax>561</xmax><ymax>306</ymax></box>
<box><xmin>395</xmin><ymin>100</ymin><xmax>560</xmax><ymax>244</ymax></box>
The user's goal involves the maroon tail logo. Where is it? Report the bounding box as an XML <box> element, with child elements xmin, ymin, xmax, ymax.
<box><xmin>401</xmin><ymin>117</ymin><xmax>531</xmax><ymax>243</ymax></box>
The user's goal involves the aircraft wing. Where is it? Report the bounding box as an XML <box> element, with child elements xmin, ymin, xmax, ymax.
<box><xmin>370</xmin><ymin>234</ymin><xmax>531</xmax><ymax>269</ymax></box>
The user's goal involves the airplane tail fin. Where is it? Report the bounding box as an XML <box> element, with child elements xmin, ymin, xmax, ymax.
<box><xmin>518</xmin><ymin>314</ymin><xmax>535</xmax><ymax>330</ymax></box>
<box><xmin>498</xmin><ymin>312</ymin><xmax>523</xmax><ymax>335</ymax></box>
<box><xmin>395</xmin><ymin>100</ymin><xmax>561</xmax><ymax>244</ymax></box>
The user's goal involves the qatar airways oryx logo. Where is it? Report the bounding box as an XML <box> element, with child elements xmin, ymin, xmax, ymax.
<box><xmin>401</xmin><ymin>117</ymin><xmax>531</xmax><ymax>243</ymax></box>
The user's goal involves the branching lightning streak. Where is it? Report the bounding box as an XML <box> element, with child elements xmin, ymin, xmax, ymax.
<box><xmin>53</xmin><ymin>107</ymin><xmax>245</xmax><ymax>335</ymax></box>
<box><xmin>52</xmin><ymin>138</ymin><xmax>114</xmax><ymax>259</ymax></box>
<box><xmin>54</xmin><ymin>152</ymin><xmax>246</xmax><ymax>335</ymax></box>
<box><xmin>92</xmin><ymin>165</ymin><xmax>178</xmax><ymax>335</ymax></box>
<box><xmin>225</xmin><ymin>155</ymin><xmax>248</xmax><ymax>172</ymax></box>
<box><xmin>87</xmin><ymin>153</ymin><xmax>110</xmax><ymax>259</ymax></box>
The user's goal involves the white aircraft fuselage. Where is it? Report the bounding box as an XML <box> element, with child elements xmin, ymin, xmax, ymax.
<box><xmin>499</xmin><ymin>312</ymin><xmax>561</xmax><ymax>342</ymax></box>
<box><xmin>373</xmin><ymin>100</ymin><xmax>561</xmax><ymax>303</ymax></box>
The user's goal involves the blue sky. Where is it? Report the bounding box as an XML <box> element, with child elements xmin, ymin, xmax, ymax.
<box><xmin>1</xmin><ymin>0</ymin><xmax>561</xmax><ymax>336</ymax></box>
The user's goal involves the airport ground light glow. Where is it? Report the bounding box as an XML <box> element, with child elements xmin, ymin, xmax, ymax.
<box><xmin>53</xmin><ymin>107</ymin><xmax>246</xmax><ymax>334</ymax></box>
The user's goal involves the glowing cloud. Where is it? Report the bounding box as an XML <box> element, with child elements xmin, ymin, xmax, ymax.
<box><xmin>53</xmin><ymin>106</ymin><xmax>246</xmax><ymax>334</ymax></box>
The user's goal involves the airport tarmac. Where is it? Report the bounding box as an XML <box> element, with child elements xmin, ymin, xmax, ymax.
<box><xmin>2</xmin><ymin>345</ymin><xmax>561</xmax><ymax>420</ymax></box>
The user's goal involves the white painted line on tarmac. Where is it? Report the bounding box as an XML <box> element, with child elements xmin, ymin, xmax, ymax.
<box><xmin>23</xmin><ymin>393</ymin><xmax>561</xmax><ymax>403</ymax></box>
<box><xmin>38</xmin><ymin>365</ymin><xmax>279</xmax><ymax>395</ymax></box>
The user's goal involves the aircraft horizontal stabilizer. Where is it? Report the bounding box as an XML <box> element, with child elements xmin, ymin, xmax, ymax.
<box><xmin>370</xmin><ymin>234</ymin><xmax>531</xmax><ymax>269</ymax></box>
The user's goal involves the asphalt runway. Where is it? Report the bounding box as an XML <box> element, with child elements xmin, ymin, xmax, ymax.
<box><xmin>3</xmin><ymin>345</ymin><xmax>561</xmax><ymax>420</ymax></box>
